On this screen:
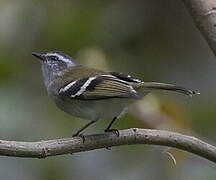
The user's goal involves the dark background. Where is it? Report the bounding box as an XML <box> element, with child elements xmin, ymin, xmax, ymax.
<box><xmin>0</xmin><ymin>0</ymin><xmax>215</xmax><ymax>179</ymax></box>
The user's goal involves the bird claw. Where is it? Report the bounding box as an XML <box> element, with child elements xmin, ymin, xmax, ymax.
<box><xmin>72</xmin><ymin>133</ymin><xmax>86</xmax><ymax>143</ymax></box>
<box><xmin>105</xmin><ymin>128</ymin><xmax>120</xmax><ymax>136</ymax></box>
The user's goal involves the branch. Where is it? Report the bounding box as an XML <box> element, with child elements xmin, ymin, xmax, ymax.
<box><xmin>0</xmin><ymin>128</ymin><xmax>216</xmax><ymax>163</ymax></box>
<box><xmin>182</xmin><ymin>0</ymin><xmax>216</xmax><ymax>55</ymax></box>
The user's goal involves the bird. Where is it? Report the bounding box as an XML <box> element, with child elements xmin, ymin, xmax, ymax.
<box><xmin>32</xmin><ymin>51</ymin><xmax>198</xmax><ymax>137</ymax></box>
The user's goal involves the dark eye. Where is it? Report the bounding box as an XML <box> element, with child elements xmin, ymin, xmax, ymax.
<box><xmin>49</xmin><ymin>56</ymin><xmax>58</xmax><ymax>61</ymax></box>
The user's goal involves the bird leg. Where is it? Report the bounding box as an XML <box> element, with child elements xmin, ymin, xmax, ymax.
<box><xmin>72</xmin><ymin>120</ymin><xmax>97</xmax><ymax>142</ymax></box>
<box><xmin>104</xmin><ymin>117</ymin><xmax>119</xmax><ymax>136</ymax></box>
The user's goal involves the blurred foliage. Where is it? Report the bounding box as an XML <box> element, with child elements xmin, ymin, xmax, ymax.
<box><xmin>0</xmin><ymin>0</ymin><xmax>216</xmax><ymax>179</ymax></box>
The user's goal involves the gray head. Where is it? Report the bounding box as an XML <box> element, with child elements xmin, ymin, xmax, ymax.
<box><xmin>32</xmin><ymin>51</ymin><xmax>79</xmax><ymax>86</ymax></box>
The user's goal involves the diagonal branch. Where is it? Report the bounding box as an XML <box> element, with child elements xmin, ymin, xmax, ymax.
<box><xmin>0</xmin><ymin>128</ymin><xmax>216</xmax><ymax>163</ymax></box>
<box><xmin>182</xmin><ymin>0</ymin><xmax>216</xmax><ymax>56</ymax></box>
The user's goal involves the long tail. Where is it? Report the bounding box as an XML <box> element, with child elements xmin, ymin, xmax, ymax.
<box><xmin>138</xmin><ymin>82</ymin><xmax>199</xmax><ymax>96</ymax></box>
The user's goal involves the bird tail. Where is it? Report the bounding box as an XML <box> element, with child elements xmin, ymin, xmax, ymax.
<box><xmin>136</xmin><ymin>82</ymin><xmax>199</xmax><ymax>96</ymax></box>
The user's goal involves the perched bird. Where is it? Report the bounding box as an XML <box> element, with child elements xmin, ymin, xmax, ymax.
<box><xmin>32</xmin><ymin>51</ymin><xmax>198</xmax><ymax>137</ymax></box>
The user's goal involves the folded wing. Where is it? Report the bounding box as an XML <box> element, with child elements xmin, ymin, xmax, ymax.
<box><xmin>59</xmin><ymin>74</ymin><xmax>140</xmax><ymax>100</ymax></box>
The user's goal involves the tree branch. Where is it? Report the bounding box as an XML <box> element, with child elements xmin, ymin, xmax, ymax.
<box><xmin>0</xmin><ymin>128</ymin><xmax>216</xmax><ymax>163</ymax></box>
<box><xmin>182</xmin><ymin>0</ymin><xmax>216</xmax><ymax>56</ymax></box>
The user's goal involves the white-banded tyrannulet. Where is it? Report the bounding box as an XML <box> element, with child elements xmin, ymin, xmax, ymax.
<box><xmin>32</xmin><ymin>51</ymin><xmax>198</xmax><ymax>137</ymax></box>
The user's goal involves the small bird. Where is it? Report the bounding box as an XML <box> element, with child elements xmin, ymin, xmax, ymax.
<box><xmin>32</xmin><ymin>51</ymin><xmax>198</xmax><ymax>137</ymax></box>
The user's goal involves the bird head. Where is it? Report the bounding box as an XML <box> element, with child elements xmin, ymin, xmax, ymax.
<box><xmin>32</xmin><ymin>51</ymin><xmax>78</xmax><ymax>68</ymax></box>
<box><xmin>32</xmin><ymin>51</ymin><xmax>79</xmax><ymax>86</ymax></box>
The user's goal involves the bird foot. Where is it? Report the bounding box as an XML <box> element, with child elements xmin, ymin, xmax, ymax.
<box><xmin>72</xmin><ymin>133</ymin><xmax>85</xmax><ymax>143</ymax></box>
<box><xmin>105</xmin><ymin>147</ymin><xmax>112</xmax><ymax>150</ymax></box>
<box><xmin>105</xmin><ymin>128</ymin><xmax>120</xmax><ymax>136</ymax></box>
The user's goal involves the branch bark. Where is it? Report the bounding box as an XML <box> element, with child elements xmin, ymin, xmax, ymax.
<box><xmin>0</xmin><ymin>128</ymin><xmax>216</xmax><ymax>163</ymax></box>
<box><xmin>182</xmin><ymin>0</ymin><xmax>216</xmax><ymax>56</ymax></box>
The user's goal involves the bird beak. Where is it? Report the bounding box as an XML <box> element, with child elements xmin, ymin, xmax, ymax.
<box><xmin>32</xmin><ymin>52</ymin><xmax>45</xmax><ymax>61</ymax></box>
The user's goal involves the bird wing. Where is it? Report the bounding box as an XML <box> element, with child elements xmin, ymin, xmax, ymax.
<box><xmin>109</xmin><ymin>72</ymin><xmax>142</xmax><ymax>83</ymax></box>
<box><xmin>58</xmin><ymin>74</ymin><xmax>140</xmax><ymax>100</ymax></box>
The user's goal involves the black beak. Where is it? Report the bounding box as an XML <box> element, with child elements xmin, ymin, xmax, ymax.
<box><xmin>32</xmin><ymin>52</ymin><xmax>44</xmax><ymax>61</ymax></box>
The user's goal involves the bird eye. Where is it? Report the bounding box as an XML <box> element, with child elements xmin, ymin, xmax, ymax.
<box><xmin>49</xmin><ymin>56</ymin><xmax>58</xmax><ymax>61</ymax></box>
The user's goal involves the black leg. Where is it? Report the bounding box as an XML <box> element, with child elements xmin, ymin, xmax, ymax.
<box><xmin>73</xmin><ymin>120</ymin><xmax>97</xmax><ymax>137</ymax></box>
<box><xmin>105</xmin><ymin>117</ymin><xmax>117</xmax><ymax>131</ymax></box>
<box><xmin>104</xmin><ymin>117</ymin><xmax>119</xmax><ymax>136</ymax></box>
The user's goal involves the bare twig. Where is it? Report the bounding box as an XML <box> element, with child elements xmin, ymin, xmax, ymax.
<box><xmin>162</xmin><ymin>148</ymin><xmax>177</xmax><ymax>165</ymax></box>
<box><xmin>182</xmin><ymin>0</ymin><xmax>216</xmax><ymax>56</ymax></box>
<box><xmin>0</xmin><ymin>128</ymin><xmax>215</xmax><ymax>163</ymax></box>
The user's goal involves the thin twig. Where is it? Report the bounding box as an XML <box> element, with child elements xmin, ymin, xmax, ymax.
<box><xmin>0</xmin><ymin>128</ymin><xmax>215</xmax><ymax>164</ymax></box>
<box><xmin>162</xmin><ymin>148</ymin><xmax>177</xmax><ymax>165</ymax></box>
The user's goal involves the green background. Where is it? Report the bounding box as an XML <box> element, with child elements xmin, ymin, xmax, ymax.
<box><xmin>0</xmin><ymin>0</ymin><xmax>215</xmax><ymax>179</ymax></box>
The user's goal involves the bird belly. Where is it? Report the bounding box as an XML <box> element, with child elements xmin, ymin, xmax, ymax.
<box><xmin>53</xmin><ymin>97</ymin><xmax>134</xmax><ymax>121</ymax></box>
